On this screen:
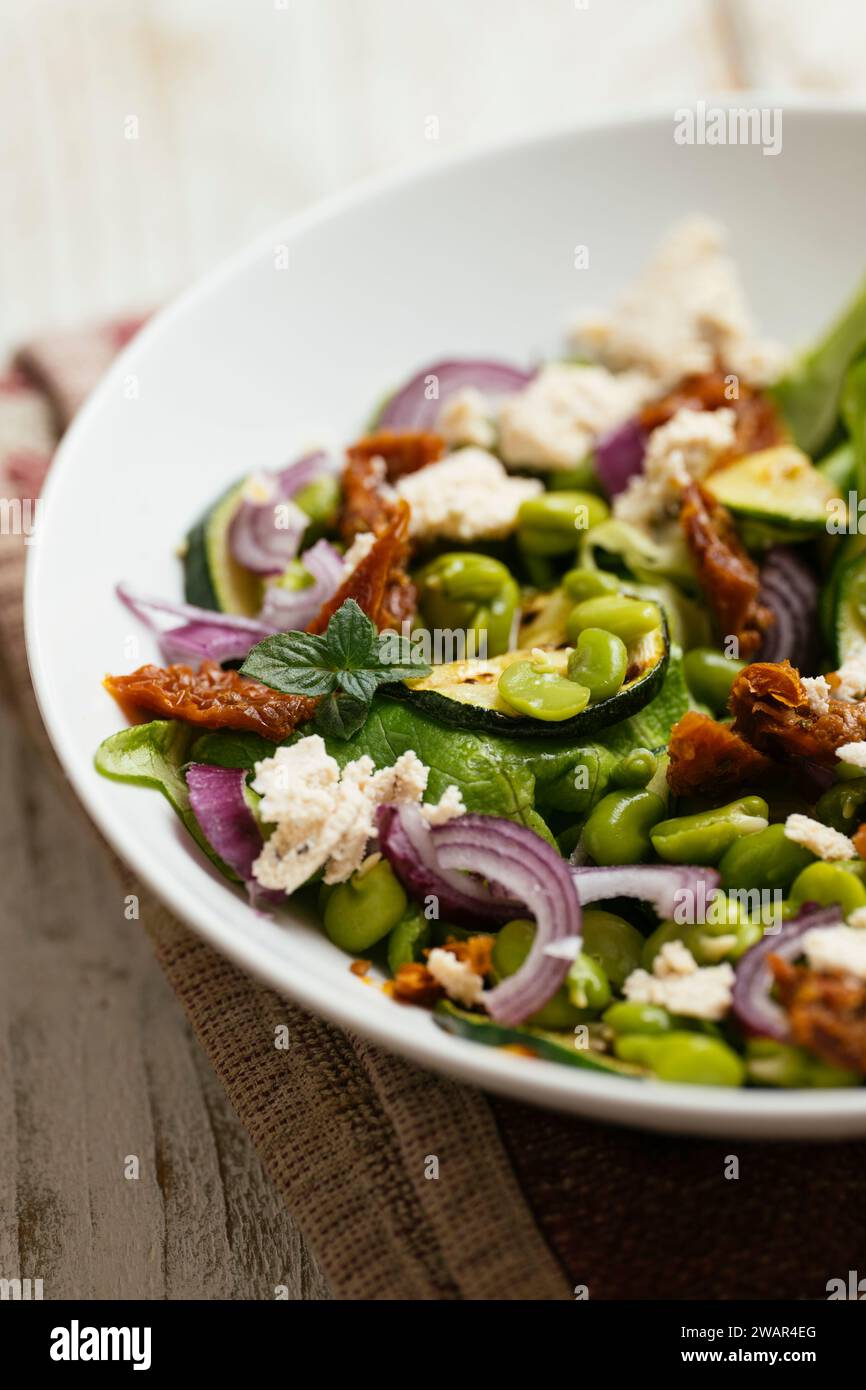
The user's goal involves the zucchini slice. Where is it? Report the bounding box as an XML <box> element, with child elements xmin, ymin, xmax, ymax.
<box><xmin>184</xmin><ymin>480</ymin><xmax>264</xmax><ymax>616</ymax></box>
<box><xmin>385</xmin><ymin>624</ymin><xmax>669</xmax><ymax>738</ymax></box>
<box><xmin>834</xmin><ymin>548</ymin><xmax>866</xmax><ymax>664</ymax></box>
<box><xmin>433</xmin><ymin>1002</ymin><xmax>644</xmax><ymax>1077</ymax></box>
<box><xmin>704</xmin><ymin>446</ymin><xmax>839</xmax><ymax>534</ymax></box>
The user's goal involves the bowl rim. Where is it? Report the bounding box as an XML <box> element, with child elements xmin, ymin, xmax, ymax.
<box><xmin>25</xmin><ymin>97</ymin><xmax>866</xmax><ymax>1138</ymax></box>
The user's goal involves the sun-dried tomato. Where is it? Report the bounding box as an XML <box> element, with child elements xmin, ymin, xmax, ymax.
<box><xmin>853</xmin><ymin>824</ymin><xmax>866</xmax><ymax>861</ymax></box>
<box><xmin>104</xmin><ymin>660</ymin><xmax>315</xmax><ymax>740</ymax></box>
<box><xmin>347</xmin><ymin>429</ymin><xmax>444</xmax><ymax>483</ymax></box>
<box><xmin>392</xmin><ymin>962</ymin><xmax>443</xmax><ymax>1006</ymax></box>
<box><xmin>312</xmin><ymin>501</ymin><xmax>414</xmax><ymax>633</ymax></box>
<box><xmin>666</xmin><ymin>710</ymin><xmax>774</xmax><ymax>797</ymax></box>
<box><xmin>639</xmin><ymin>370</ymin><xmax>784</xmax><ymax>458</ymax></box>
<box><xmin>770</xmin><ymin>955</ymin><xmax>866</xmax><ymax>1075</ymax></box>
<box><xmin>441</xmin><ymin>935</ymin><xmax>494</xmax><ymax>978</ymax></box>
<box><xmin>680</xmin><ymin>483</ymin><xmax>772</xmax><ymax>658</ymax></box>
<box><xmin>730</xmin><ymin>660</ymin><xmax>866</xmax><ymax>766</ymax></box>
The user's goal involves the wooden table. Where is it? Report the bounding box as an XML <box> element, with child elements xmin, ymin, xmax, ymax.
<box><xmin>1</xmin><ymin>0</ymin><xmax>863</xmax><ymax>1301</ymax></box>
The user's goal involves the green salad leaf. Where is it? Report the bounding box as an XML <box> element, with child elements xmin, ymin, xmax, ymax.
<box><xmin>773</xmin><ymin>273</ymin><xmax>866</xmax><ymax>456</ymax></box>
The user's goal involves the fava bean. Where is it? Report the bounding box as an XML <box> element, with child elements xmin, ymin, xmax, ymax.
<box><xmin>323</xmin><ymin>860</ymin><xmax>407</xmax><ymax>953</ymax></box>
<box><xmin>581</xmin><ymin>908</ymin><xmax>645</xmax><ymax>987</ymax></box>
<box><xmin>610</xmin><ymin>747</ymin><xmax>658</xmax><ymax>789</ymax></box>
<box><xmin>815</xmin><ymin>777</ymin><xmax>866</xmax><ymax>833</ymax></box>
<box><xmin>518</xmin><ymin>492</ymin><xmax>610</xmax><ymax>556</ymax></box>
<box><xmin>416</xmin><ymin>552</ymin><xmax>519</xmax><ymax>657</ymax></box>
<box><xmin>745</xmin><ymin>1039</ymin><xmax>860</xmax><ymax>1089</ymax></box>
<box><xmin>582</xmin><ymin>790</ymin><xmax>666</xmax><ymax>865</ymax></box>
<box><xmin>615</xmin><ymin>1031</ymin><xmax>745</xmax><ymax>1086</ymax></box>
<box><xmin>682</xmin><ymin>647</ymin><xmax>746</xmax><ymax>714</ymax></box>
<box><xmin>566</xmin><ymin>595</ymin><xmax>661</xmax><ymax>645</ymax></box>
<box><xmin>387</xmin><ymin>908</ymin><xmax>432</xmax><ymax>974</ymax></box>
<box><xmin>562</xmin><ymin>567</ymin><xmax>621</xmax><ymax>602</ymax></box>
<box><xmin>567</xmin><ymin>627</ymin><xmax>628</xmax><ymax>702</ymax></box>
<box><xmin>566</xmin><ymin>952</ymin><xmax>612</xmax><ymax>1012</ymax></box>
<box><xmin>602</xmin><ymin>1001</ymin><xmax>675</xmax><ymax>1037</ymax></box>
<box><xmin>547</xmin><ymin>458</ymin><xmax>602</xmax><ymax>493</ymax></box>
<box><xmin>294</xmin><ymin>474</ymin><xmax>341</xmax><ymax>533</ymax></box>
<box><xmin>788</xmin><ymin>861</ymin><xmax>866</xmax><ymax>916</ymax></box>
<box><xmin>718</xmin><ymin>822</ymin><xmax>815</xmax><ymax>893</ymax></box>
<box><xmin>650</xmin><ymin>796</ymin><xmax>769</xmax><ymax>866</ymax></box>
<box><xmin>492</xmin><ymin>919</ymin><xmax>585</xmax><ymax>1027</ymax></box>
<box><xmin>498</xmin><ymin>659</ymin><xmax>590</xmax><ymax>721</ymax></box>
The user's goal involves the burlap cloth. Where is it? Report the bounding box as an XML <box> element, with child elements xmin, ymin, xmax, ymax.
<box><xmin>4</xmin><ymin>320</ymin><xmax>866</xmax><ymax>1301</ymax></box>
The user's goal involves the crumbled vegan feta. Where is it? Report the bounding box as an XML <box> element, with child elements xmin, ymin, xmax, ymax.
<box><xmin>613</xmin><ymin>405</ymin><xmax>736</xmax><ymax>528</ymax></box>
<box><xmin>783</xmin><ymin>813</ymin><xmax>855</xmax><ymax>862</ymax></box>
<box><xmin>395</xmin><ymin>447</ymin><xmax>542</xmax><ymax>542</ymax></box>
<box><xmin>848</xmin><ymin>907</ymin><xmax>866</xmax><ymax>931</ymax></box>
<box><xmin>570</xmin><ymin>217</ymin><xmax>787</xmax><ymax>390</ymax></box>
<box><xmin>251</xmin><ymin>736</ymin><xmax>464</xmax><ymax>894</ymax></box>
<box><xmin>426</xmin><ymin>947</ymin><xmax>486</xmax><ymax>1006</ymax></box>
<box><xmin>437</xmin><ymin>387</ymin><xmax>496</xmax><ymax>450</ymax></box>
<box><xmin>803</xmin><ymin>924</ymin><xmax>866</xmax><ymax>980</ymax></box>
<box><xmin>802</xmin><ymin>675</ymin><xmax>832</xmax><ymax>717</ymax></box>
<box><xmin>833</xmin><ymin>655</ymin><xmax>866</xmax><ymax>702</ymax></box>
<box><xmin>497</xmin><ymin>363</ymin><xmax>653</xmax><ymax>471</ymax></box>
<box><xmin>836</xmin><ymin>741</ymin><xmax>866</xmax><ymax>770</ymax></box>
<box><xmin>342</xmin><ymin>530</ymin><xmax>376</xmax><ymax>573</ymax></box>
<box><xmin>420</xmin><ymin>784</ymin><xmax>466</xmax><ymax>826</ymax></box>
<box><xmin>622</xmin><ymin>941</ymin><xmax>734</xmax><ymax>1021</ymax></box>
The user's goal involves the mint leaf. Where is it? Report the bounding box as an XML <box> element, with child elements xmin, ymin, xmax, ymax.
<box><xmin>315</xmin><ymin>692</ymin><xmax>369</xmax><ymax>739</ymax></box>
<box><xmin>324</xmin><ymin>598</ymin><xmax>377</xmax><ymax>668</ymax></box>
<box><xmin>241</xmin><ymin>631</ymin><xmax>337</xmax><ymax>696</ymax></box>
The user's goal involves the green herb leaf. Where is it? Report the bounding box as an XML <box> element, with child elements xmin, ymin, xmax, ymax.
<box><xmin>241</xmin><ymin>599</ymin><xmax>431</xmax><ymax>738</ymax></box>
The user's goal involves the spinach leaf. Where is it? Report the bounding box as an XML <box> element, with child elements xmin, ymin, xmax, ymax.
<box><xmin>773</xmin><ymin>274</ymin><xmax>866</xmax><ymax>456</ymax></box>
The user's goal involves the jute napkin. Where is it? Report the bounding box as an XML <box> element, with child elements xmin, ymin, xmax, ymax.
<box><xmin>4</xmin><ymin>321</ymin><xmax>866</xmax><ymax>1302</ymax></box>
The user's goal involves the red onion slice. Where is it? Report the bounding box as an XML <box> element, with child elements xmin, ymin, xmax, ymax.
<box><xmin>378</xmin><ymin>359</ymin><xmax>533</xmax><ymax>432</ymax></box>
<box><xmin>258</xmin><ymin>539</ymin><xmax>345</xmax><ymax>631</ymax></box>
<box><xmin>594</xmin><ymin>418</ymin><xmax>647</xmax><ymax>497</ymax></box>
<box><xmin>186</xmin><ymin>763</ymin><xmax>278</xmax><ymax>904</ymax></box>
<box><xmin>570</xmin><ymin>864</ymin><xmax>720</xmax><ymax>922</ymax></box>
<box><xmin>117</xmin><ymin>582</ymin><xmax>274</xmax><ymax>664</ymax></box>
<box><xmin>731</xmin><ymin>905</ymin><xmax>843</xmax><ymax>1041</ymax></box>
<box><xmin>432</xmin><ymin>815</ymin><xmax>579</xmax><ymax>1025</ymax></box>
<box><xmin>757</xmin><ymin>546</ymin><xmax>820</xmax><ymax>673</ymax></box>
<box><xmin>377</xmin><ymin>804</ymin><xmax>518</xmax><ymax>927</ymax></box>
<box><xmin>228</xmin><ymin>451</ymin><xmax>329</xmax><ymax>576</ymax></box>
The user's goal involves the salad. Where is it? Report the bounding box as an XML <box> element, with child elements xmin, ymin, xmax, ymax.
<box><xmin>97</xmin><ymin>217</ymin><xmax>866</xmax><ymax>1092</ymax></box>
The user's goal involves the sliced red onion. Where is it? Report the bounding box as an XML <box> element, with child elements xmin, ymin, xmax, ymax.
<box><xmin>569</xmin><ymin>864</ymin><xmax>720</xmax><ymax>922</ymax></box>
<box><xmin>757</xmin><ymin>546</ymin><xmax>820</xmax><ymax>673</ymax></box>
<box><xmin>378</xmin><ymin>359</ymin><xmax>533</xmax><ymax>432</ymax></box>
<box><xmin>594</xmin><ymin>418</ymin><xmax>646</xmax><ymax>497</ymax></box>
<box><xmin>731</xmin><ymin>905</ymin><xmax>843</xmax><ymax>1041</ymax></box>
<box><xmin>377</xmin><ymin>804</ymin><xmax>518</xmax><ymax>927</ymax></box>
<box><xmin>186</xmin><ymin>763</ymin><xmax>278</xmax><ymax>904</ymax></box>
<box><xmin>117</xmin><ymin>582</ymin><xmax>273</xmax><ymax>664</ymax></box>
<box><xmin>228</xmin><ymin>452</ymin><xmax>328</xmax><ymax>576</ymax></box>
<box><xmin>432</xmin><ymin>815</ymin><xmax>579</xmax><ymax>1026</ymax></box>
<box><xmin>258</xmin><ymin>539</ymin><xmax>345</xmax><ymax>631</ymax></box>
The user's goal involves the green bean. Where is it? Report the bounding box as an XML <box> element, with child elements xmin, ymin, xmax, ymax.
<box><xmin>566</xmin><ymin>952</ymin><xmax>612</xmax><ymax>1011</ymax></box>
<box><xmin>323</xmin><ymin>860</ymin><xmax>407</xmax><ymax>953</ymax></box>
<box><xmin>567</xmin><ymin>627</ymin><xmax>628</xmax><ymax>702</ymax></box>
<box><xmin>581</xmin><ymin>908</ymin><xmax>645</xmax><ymax>987</ymax></box>
<box><xmin>386</xmin><ymin>908</ymin><xmax>433</xmax><ymax>974</ymax></box>
<box><xmin>718</xmin><ymin>823</ymin><xmax>815</xmax><ymax>893</ymax></box>
<box><xmin>610</xmin><ymin>747</ymin><xmax>658</xmax><ymax>789</ymax></box>
<box><xmin>566</xmin><ymin>594</ymin><xmax>661</xmax><ymax>645</ymax></box>
<box><xmin>602</xmin><ymin>1001</ymin><xmax>675</xmax><ymax>1036</ymax></box>
<box><xmin>615</xmin><ymin>1031</ymin><xmax>745</xmax><ymax>1086</ymax></box>
<box><xmin>562</xmin><ymin>567</ymin><xmax>621</xmax><ymax>601</ymax></box>
<box><xmin>682</xmin><ymin>647</ymin><xmax>746</xmax><ymax>714</ymax></box>
<box><xmin>582</xmin><ymin>789</ymin><xmax>667</xmax><ymax>866</ymax></box>
<box><xmin>788</xmin><ymin>861</ymin><xmax>866</xmax><ymax>916</ymax></box>
<box><xmin>498</xmin><ymin>659</ymin><xmax>590</xmax><ymax>721</ymax></box>
<box><xmin>650</xmin><ymin>796</ymin><xmax>769</xmax><ymax>866</ymax></box>
<box><xmin>492</xmin><ymin>919</ymin><xmax>586</xmax><ymax>1027</ymax></box>
<box><xmin>745</xmin><ymin>1039</ymin><xmax>860</xmax><ymax>1089</ymax></box>
<box><xmin>518</xmin><ymin>492</ymin><xmax>610</xmax><ymax>556</ymax></box>
<box><xmin>415</xmin><ymin>552</ymin><xmax>519</xmax><ymax>656</ymax></box>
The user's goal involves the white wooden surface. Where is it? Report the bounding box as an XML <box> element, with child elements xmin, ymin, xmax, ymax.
<box><xmin>1</xmin><ymin>0</ymin><xmax>863</xmax><ymax>1300</ymax></box>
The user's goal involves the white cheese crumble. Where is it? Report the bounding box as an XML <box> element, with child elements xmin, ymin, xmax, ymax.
<box><xmin>836</xmin><ymin>741</ymin><xmax>866</xmax><ymax>770</ymax></box>
<box><xmin>613</xmin><ymin>405</ymin><xmax>736</xmax><ymax>528</ymax></box>
<box><xmin>251</xmin><ymin>736</ymin><xmax>464</xmax><ymax>894</ymax></box>
<box><xmin>848</xmin><ymin>907</ymin><xmax>866</xmax><ymax>931</ymax></box>
<box><xmin>395</xmin><ymin>447</ymin><xmax>542</xmax><ymax>542</ymax></box>
<box><xmin>437</xmin><ymin>387</ymin><xmax>496</xmax><ymax>450</ymax></box>
<box><xmin>570</xmin><ymin>217</ymin><xmax>787</xmax><ymax>390</ymax></box>
<box><xmin>802</xmin><ymin>675</ymin><xmax>832</xmax><ymax>717</ymax></box>
<box><xmin>803</xmin><ymin>924</ymin><xmax>866</xmax><ymax>980</ymax></box>
<box><xmin>622</xmin><ymin>941</ymin><xmax>734</xmax><ymax>1021</ymax></box>
<box><xmin>833</xmin><ymin>655</ymin><xmax>866</xmax><ymax>702</ymax></box>
<box><xmin>783</xmin><ymin>813</ymin><xmax>855</xmax><ymax>862</ymax></box>
<box><xmin>426</xmin><ymin>947</ymin><xmax>486</xmax><ymax>1006</ymax></box>
<box><xmin>497</xmin><ymin>363</ymin><xmax>653</xmax><ymax>471</ymax></box>
<box><xmin>342</xmin><ymin>530</ymin><xmax>376</xmax><ymax>573</ymax></box>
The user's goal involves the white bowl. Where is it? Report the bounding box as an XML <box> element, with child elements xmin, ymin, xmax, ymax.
<box><xmin>27</xmin><ymin>101</ymin><xmax>866</xmax><ymax>1138</ymax></box>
